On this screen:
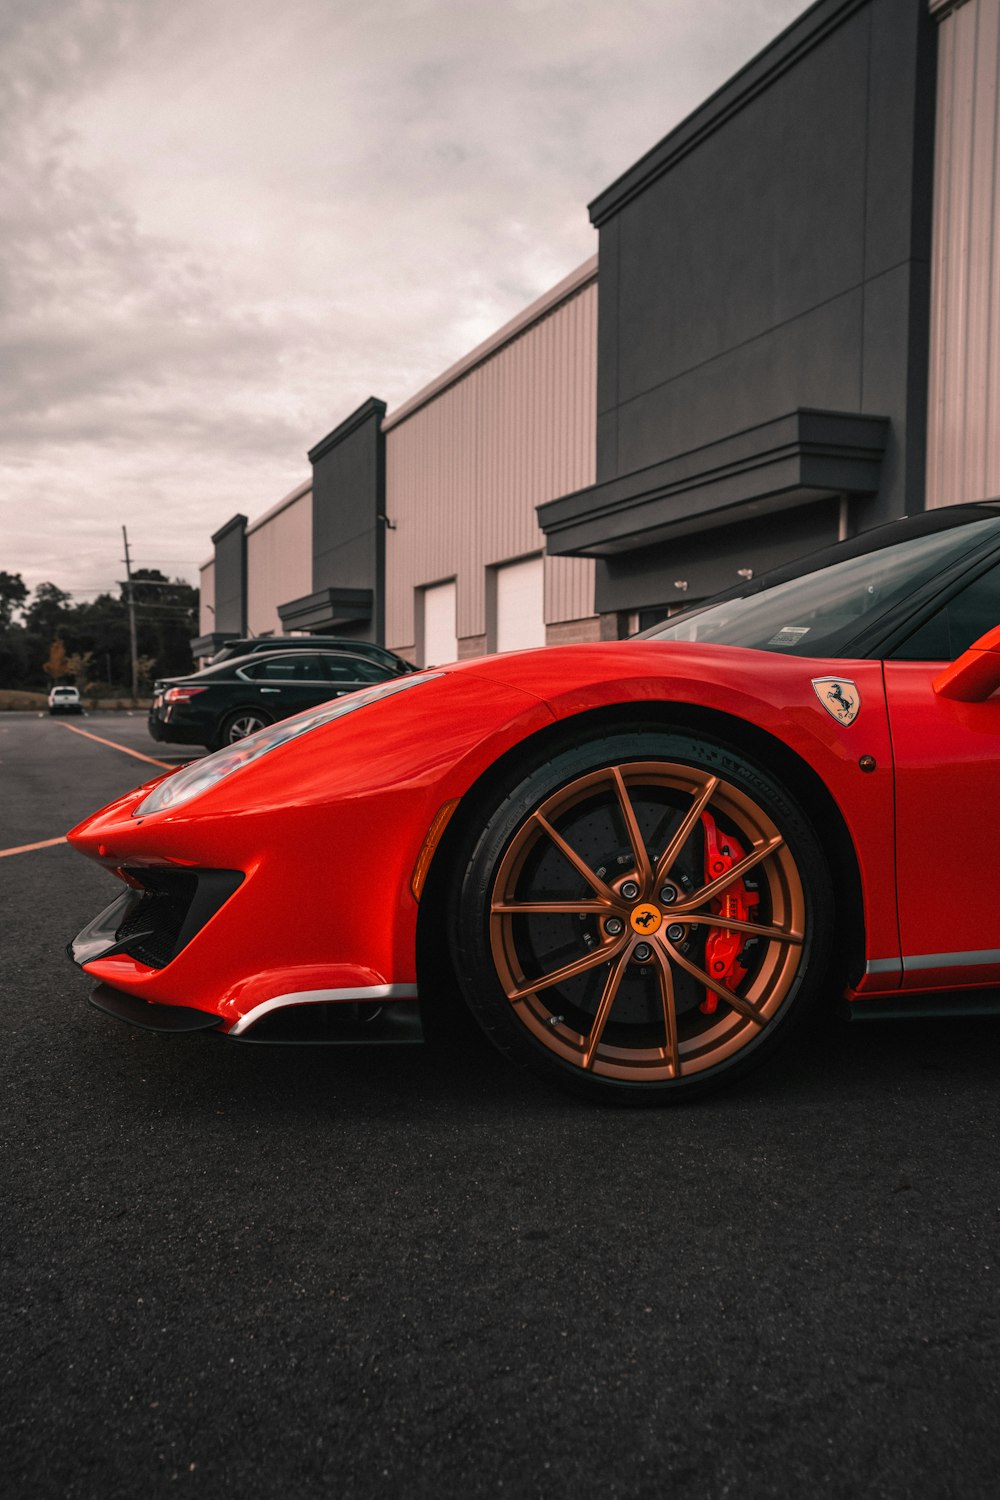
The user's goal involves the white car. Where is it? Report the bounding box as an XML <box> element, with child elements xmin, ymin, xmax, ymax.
<box><xmin>48</xmin><ymin>685</ymin><xmax>82</xmax><ymax>716</ymax></box>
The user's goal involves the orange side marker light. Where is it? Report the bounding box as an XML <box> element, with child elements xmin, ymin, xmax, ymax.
<box><xmin>411</xmin><ymin>799</ymin><xmax>460</xmax><ymax>900</ymax></box>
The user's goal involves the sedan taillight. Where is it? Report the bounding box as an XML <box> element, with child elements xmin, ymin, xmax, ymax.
<box><xmin>164</xmin><ymin>687</ymin><xmax>209</xmax><ymax>704</ymax></box>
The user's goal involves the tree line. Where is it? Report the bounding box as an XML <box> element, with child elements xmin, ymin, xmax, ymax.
<box><xmin>0</xmin><ymin>569</ymin><xmax>199</xmax><ymax>694</ymax></box>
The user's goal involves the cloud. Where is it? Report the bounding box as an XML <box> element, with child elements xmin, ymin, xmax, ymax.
<box><xmin>0</xmin><ymin>0</ymin><xmax>807</xmax><ymax>600</ymax></box>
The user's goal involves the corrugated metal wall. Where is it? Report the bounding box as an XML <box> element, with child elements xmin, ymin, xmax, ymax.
<box><xmin>198</xmin><ymin>560</ymin><xmax>215</xmax><ymax>637</ymax></box>
<box><xmin>384</xmin><ymin>268</ymin><xmax>597</xmax><ymax>650</ymax></box>
<box><xmin>246</xmin><ymin>486</ymin><xmax>312</xmax><ymax>636</ymax></box>
<box><xmin>927</xmin><ymin>0</ymin><xmax>1000</xmax><ymax>506</ymax></box>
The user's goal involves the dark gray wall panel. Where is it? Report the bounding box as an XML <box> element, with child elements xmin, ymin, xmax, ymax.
<box><xmin>312</xmin><ymin>416</ymin><xmax>380</xmax><ymax>593</ymax></box>
<box><xmin>864</xmin><ymin>0</ymin><xmax>937</xmax><ymax>281</ymax></box>
<box><xmin>859</xmin><ymin>263</ymin><xmax>912</xmax><ymax>527</ymax></box>
<box><xmin>211</xmin><ymin>515</ymin><xmax>246</xmax><ymax>635</ymax></box>
<box><xmin>308</xmin><ymin>398</ymin><xmax>386</xmax><ymax>642</ymax></box>
<box><xmin>596</xmin><ymin>410</ymin><xmax>620</xmax><ymax>485</ymax></box>
<box><xmin>616</xmin><ymin>289</ymin><xmax>864</xmax><ymax>477</ymax></box>
<box><xmin>596</xmin><ymin>215</ymin><xmax>620</xmax><ymax>422</ymax></box>
<box><xmin>615</xmin><ymin>12</ymin><xmax>869</xmax><ymax>408</ymax></box>
<box><xmin>596</xmin><ymin>500</ymin><xmax>841</xmax><ymax>614</ymax></box>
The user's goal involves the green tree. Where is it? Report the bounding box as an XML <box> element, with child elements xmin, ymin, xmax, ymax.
<box><xmin>126</xmin><ymin>570</ymin><xmax>199</xmax><ymax>678</ymax></box>
<box><xmin>25</xmin><ymin>582</ymin><xmax>73</xmax><ymax>639</ymax></box>
<box><xmin>0</xmin><ymin>571</ymin><xmax>28</xmax><ymax>630</ymax></box>
<box><xmin>65</xmin><ymin>649</ymin><xmax>94</xmax><ymax>685</ymax></box>
<box><xmin>135</xmin><ymin>654</ymin><xmax>157</xmax><ymax>691</ymax></box>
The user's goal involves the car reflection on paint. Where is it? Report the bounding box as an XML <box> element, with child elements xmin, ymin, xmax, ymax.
<box><xmin>207</xmin><ymin>635</ymin><xmax>416</xmax><ymax>674</ymax></box>
<box><xmin>148</xmin><ymin>647</ymin><xmax>405</xmax><ymax>750</ymax></box>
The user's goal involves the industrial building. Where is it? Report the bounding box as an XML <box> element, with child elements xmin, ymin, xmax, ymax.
<box><xmin>195</xmin><ymin>0</ymin><xmax>999</xmax><ymax>663</ymax></box>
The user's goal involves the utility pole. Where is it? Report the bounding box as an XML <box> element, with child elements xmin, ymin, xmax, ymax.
<box><xmin>122</xmin><ymin>524</ymin><xmax>138</xmax><ymax>700</ymax></box>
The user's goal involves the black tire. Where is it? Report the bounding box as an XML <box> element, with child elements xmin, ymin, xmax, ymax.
<box><xmin>450</xmin><ymin>729</ymin><xmax>834</xmax><ymax>1104</ymax></box>
<box><xmin>214</xmin><ymin>708</ymin><xmax>272</xmax><ymax>750</ymax></box>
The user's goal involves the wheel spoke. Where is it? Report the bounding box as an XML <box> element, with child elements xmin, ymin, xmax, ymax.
<box><xmin>682</xmin><ymin>913</ymin><xmax>803</xmax><ymax>946</ymax></box>
<box><xmin>508</xmin><ymin>933</ymin><xmax>630</xmax><ymax>1002</ymax></box>
<box><xmin>533</xmin><ymin>811</ymin><xmax>620</xmax><ymax>902</ymax></box>
<box><xmin>610</xmin><ymin>767</ymin><xmax>653</xmax><ymax>889</ymax></box>
<box><xmin>654</xmin><ymin>949</ymin><xmax>680</xmax><ymax>1077</ymax></box>
<box><xmin>581</xmin><ymin>944</ymin><xmax>635</xmax><ymax>1070</ymax></box>
<box><xmin>491</xmin><ymin>900</ymin><xmax>611</xmax><ymax>915</ymax></box>
<box><xmin>652</xmin><ymin>774</ymin><xmax>719</xmax><ymax>890</ymax></box>
<box><xmin>660</xmin><ymin>937</ymin><xmax>765</xmax><ymax>1026</ymax></box>
<box><xmin>675</xmin><ymin>834</ymin><xmax>785</xmax><ymax>914</ymax></box>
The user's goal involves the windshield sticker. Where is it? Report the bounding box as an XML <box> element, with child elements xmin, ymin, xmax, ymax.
<box><xmin>811</xmin><ymin>677</ymin><xmax>861</xmax><ymax>726</ymax></box>
<box><xmin>767</xmin><ymin>625</ymin><xmax>810</xmax><ymax>647</ymax></box>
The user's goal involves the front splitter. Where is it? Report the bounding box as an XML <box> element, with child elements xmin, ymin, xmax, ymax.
<box><xmin>87</xmin><ymin>982</ymin><xmax>425</xmax><ymax>1045</ymax></box>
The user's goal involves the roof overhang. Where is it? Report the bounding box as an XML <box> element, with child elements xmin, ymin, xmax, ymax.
<box><xmin>277</xmin><ymin>587</ymin><xmax>373</xmax><ymax>633</ymax></box>
<box><xmin>538</xmin><ymin>409</ymin><xmax>889</xmax><ymax>557</ymax></box>
<box><xmin>190</xmin><ymin>632</ymin><xmax>237</xmax><ymax>658</ymax></box>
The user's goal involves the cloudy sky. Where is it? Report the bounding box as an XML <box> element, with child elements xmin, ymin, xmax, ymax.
<box><xmin>2</xmin><ymin>0</ymin><xmax>806</xmax><ymax>602</ymax></box>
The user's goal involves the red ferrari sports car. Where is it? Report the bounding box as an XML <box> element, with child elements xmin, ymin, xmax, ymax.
<box><xmin>68</xmin><ymin>503</ymin><xmax>1000</xmax><ymax>1102</ymax></box>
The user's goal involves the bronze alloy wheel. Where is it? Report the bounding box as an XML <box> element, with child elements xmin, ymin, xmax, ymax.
<box><xmin>452</xmin><ymin>731</ymin><xmax>832</xmax><ymax>1101</ymax></box>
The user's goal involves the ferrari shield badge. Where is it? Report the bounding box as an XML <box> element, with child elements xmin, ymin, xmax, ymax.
<box><xmin>811</xmin><ymin>677</ymin><xmax>861</xmax><ymax>725</ymax></box>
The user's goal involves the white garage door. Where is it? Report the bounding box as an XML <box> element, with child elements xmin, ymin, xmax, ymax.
<box><xmin>496</xmin><ymin>556</ymin><xmax>545</xmax><ymax>652</ymax></box>
<box><xmin>422</xmin><ymin>580</ymin><xmax>457</xmax><ymax>666</ymax></box>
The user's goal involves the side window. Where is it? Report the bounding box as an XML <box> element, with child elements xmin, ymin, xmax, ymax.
<box><xmin>322</xmin><ymin>655</ymin><xmax>395</xmax><ymax>685</ymax></box>
<box><xmin>892</xmin><ymin>559</ymin><xmax>1000</xmax><ymax>661</ymax></box>
<box><xmin>243</xmin><ymin>655</ymin><xmax>328</xmax><ymax>680</ymax></box>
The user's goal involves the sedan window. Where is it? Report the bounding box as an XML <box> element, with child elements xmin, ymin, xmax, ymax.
<box><xmin>240</xmin><ymin>655</ymin><xmax>331</xmax><ymax>681</ymax></box>
<box><xmin>321</xmin><ymin>656</ymin><xmax>396</xmax><ymax>685</ymax></box>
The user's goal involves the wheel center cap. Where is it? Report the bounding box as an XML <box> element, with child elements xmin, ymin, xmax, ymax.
<box><xmin>629</xmin><ymin>903</ymin><xmax>662</xmax><ymax>935</ymax></box>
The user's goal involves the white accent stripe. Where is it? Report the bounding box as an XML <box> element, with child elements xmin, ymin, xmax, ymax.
<box><xmin>228</xmin><ymin>984</ymin><xmax>419</xmax><ymax>1036</ymax></box>
<box><xmin>867</xmin><ymin>949</ymin><xmax>1000</xmax><ymax>977</ymax></box>
<box><xmin>905</xmin><ymin>949</ymin><xmax>1000</xmax><ymax>971</ymax></box>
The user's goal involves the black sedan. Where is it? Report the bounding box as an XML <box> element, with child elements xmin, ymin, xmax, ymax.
<box><xmin>149</xmin><ymin>648</ymin><xmax>404</xmax><ymax>750</ymax></box>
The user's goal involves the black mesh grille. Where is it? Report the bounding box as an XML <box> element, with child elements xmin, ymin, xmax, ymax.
<box><xmin>112</xmin><ymin>868</ymin><xmax>241</xmax><ymax>970</ymax></box>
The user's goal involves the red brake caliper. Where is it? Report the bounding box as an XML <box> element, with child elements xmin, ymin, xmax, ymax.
<box><xmin>699</xmin><ymin>812</ymin><xmax>759</xmax><ymax>1014</ymax></box>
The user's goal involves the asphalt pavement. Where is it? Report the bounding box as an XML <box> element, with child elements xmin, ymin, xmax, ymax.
<box><xmin>2</xmin><ymin>710</ymin><xmax>999</xmax><ymax>1500</ymax></box>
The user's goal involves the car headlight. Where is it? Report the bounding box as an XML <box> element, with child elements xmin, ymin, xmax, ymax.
<box><xmin>134</xmin><ymin>672</ymin><xmax>440</xmax><ymax>817</ymax></box>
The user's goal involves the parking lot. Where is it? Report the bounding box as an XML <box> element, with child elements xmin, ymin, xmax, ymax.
<box><xmin>2</xmin><ymin>709</ymin><xmax>1000</xmax><ymax>1499</ymax></box>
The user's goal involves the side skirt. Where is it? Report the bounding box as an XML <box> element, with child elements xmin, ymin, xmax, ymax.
<box><xmin>843</xmin><ymin>988</ymin><xmax>1000</xmax><ymax>1022</ymax></box>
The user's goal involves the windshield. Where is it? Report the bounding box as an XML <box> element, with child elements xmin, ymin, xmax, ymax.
<box><xmin>642</xmin><ymin>517</ymin><xmax>1000</xmax><ymax>656</ymax></box>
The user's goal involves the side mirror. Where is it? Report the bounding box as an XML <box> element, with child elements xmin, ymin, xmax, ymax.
<box><xmin>933</xmin><ymin>622</ymin><xmax>1000</xmax><ymax>702</ymax></box>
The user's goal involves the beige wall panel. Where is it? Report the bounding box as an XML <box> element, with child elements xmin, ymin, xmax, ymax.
<box><xmin>199</xmin><ymin>560</ymin><xmax>215</xmax><ymax>637</ymax></box>
<box><xmin>246</xmin><ymin>489</ymin><xmax>312</xmax><ymax>636</ymax></box>
<box><xmin>928</xmin><ymin>0</ymin><xmax>1000</xmax><ymax>506</ymax></box>
<box><xmin>385</xmin><ymin>273</ymin><xmax>597</xmax><ymax>651</ymax></box>
<box><xmin>967</xmin><ymin>0</ymin><xmax>1000</xmax><ymax>497</ymax></box>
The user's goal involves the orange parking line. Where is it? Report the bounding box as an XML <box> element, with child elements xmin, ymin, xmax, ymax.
<box><xmin>0</xmin><ymin>836</ymin><xmax>68</xmax><ymax>859</ymax></box>
<box><xmin>57</xmin><ymin>722</ymin><xmax>173</xmax><ymax>770</ymax></box>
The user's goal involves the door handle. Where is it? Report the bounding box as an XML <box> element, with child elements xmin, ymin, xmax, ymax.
<box><xmin>260</xmin><ymin>687</ymin><xmax>282</xmax><ymax>694</ymax></box>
